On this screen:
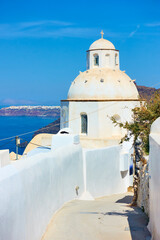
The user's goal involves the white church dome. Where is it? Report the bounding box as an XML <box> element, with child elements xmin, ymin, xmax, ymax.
<box><xmin>89</xmin><ymin>38</ymin><xmax>115</xmax><ymax>50</ymax></box>
<box><xmin>67</xmin><ymin>68</ymin><xmax>139</xmax><ymax>100</ymax></box>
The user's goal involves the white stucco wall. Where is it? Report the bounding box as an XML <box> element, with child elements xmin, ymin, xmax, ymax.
<box><xmin>0</xmin><ymin>133</ymin><xmax>133</xmax><ymax>240</ymax></box>
<box><xmin>0</xmin><ymin>149</ymin><xmax>10</xmax><ymax>167</ymax></box>
<box><xmin>84</xmin><ymin>145</ymin><xmax>130</xmax><ymax>198</ymax></box>
<box><xmin>51</xmin><ymin>134</ymin><xmax>80</xmax><ymax>150</ymax></box>
<box><xmin>0</xmin><ymin>144</ymin><xmax>84</xmax><ymax>240</ymax></box>
<box><xmin>87</xmin><ymin>49</ymin><xmax>119</xmax><ymax>70</ymax></box>
<box><xmin>61</xmin><ymin>100</ymin><xmax>140</xmax><ymax>143</ymax></box>
<box><xmin>148</xmin><ymin>117</ymin><xmax>160</xmax><ymax>240</ymax></box>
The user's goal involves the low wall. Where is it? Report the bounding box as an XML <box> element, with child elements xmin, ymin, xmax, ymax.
<box><xmin>85</xmin><ymin>145</ymin><xmax>129</xmax><ymax>198</ymax></box>
<box><xmin>0</xmin><ymin>149</ymin><xmax>10</xmax><ymax>167</ymax></box>
<box><xmin>149</xmin><ymin>117</ymin><xmax>160</xmax><ymax>240</ymax></box>
<box><xmin>0</xmin><ymin>135</ymin><xmax>132</xmax><ymax>240</ymax></box>
<box><xmin>0</xmin><ymin>144</ymin><xmax>84</xmax><ymax>240</ymax></box>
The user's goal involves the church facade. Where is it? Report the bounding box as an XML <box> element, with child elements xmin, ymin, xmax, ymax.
<box><xmin>61</xmin><ymin>32</ymin><xmax>140</xmax><ymax>148</ymax></box>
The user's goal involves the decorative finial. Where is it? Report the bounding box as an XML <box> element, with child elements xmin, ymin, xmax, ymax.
<box><xmin>101</xmin><ymin>30</ymin><xmax>104</xmax><ymax>39</ymax></box>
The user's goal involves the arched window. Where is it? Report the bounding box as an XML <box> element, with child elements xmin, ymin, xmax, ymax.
<box><xmin>94</xmin><ymin>54</ymin><xmax>99</xmax><ymax>66</ymax></box>
<box><xmin>115</xmin><ymin>53</ymin><xmax>118</xmax><ymax>65</ymax></box>
<box><xmin>105</xmin><ymin>54</ymin><xmax>110</xmax><ymax>67</ymax></box>
<box><xmin>81</xmin><ymin>114</ymin><xmax>88</xmax><ymax>134</ymax></box>
<box><xmin>61</xmin><ymin>106</ymin><xmax>68</xmax><ymax>128</ymax></box>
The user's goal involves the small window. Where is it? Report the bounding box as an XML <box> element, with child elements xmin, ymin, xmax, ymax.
<box><xmin>115</xmin><ymin>53</ymin><xmax>118</xmax><ymax>65</ymax></box>
<box><xmin>81</xmin><ymin>114</ymin><xmax>88</xmax><ymax>134</ymax></box>
<box><xmin>94</xmin><ymin>54</ymin><xmax>99</xmax><ymax>66</ymax></box>
<box><xmin>105</xmin><ymin>54</ymin><xmax>110</xmax><ymax>67</ymax></box>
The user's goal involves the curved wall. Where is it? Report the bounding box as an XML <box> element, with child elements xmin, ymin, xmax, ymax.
<box><xmin>0</xmin><ymin>144</ymin><xmax>84</xmax><ymax>240</ymax></box>
<box><xmin>0</xmin><ymin>137</ymin><xmax>132</xmax><ymax>240</ymax></box>
<box><xmin>85</xmin><ymin>145</ymin><xmax>129</xmax><ymax>198</ymax></box>
<box><xmin>61</xmin><ymin>101</ymin><xmax>140</xmax><ymax>141</ymax></box>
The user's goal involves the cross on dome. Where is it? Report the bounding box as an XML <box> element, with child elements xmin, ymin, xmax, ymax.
<box><xmin>101</xmin><ymin>30</ymin><xmax>104</xmax><ymax>39</ymax></box>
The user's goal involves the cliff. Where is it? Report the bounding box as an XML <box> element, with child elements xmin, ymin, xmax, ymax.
<box><xmin>33</xmin><ymin>118</ymin><xmax>60</xmax><ymax>138</ymax></box>
<box><xmin>136</xmin><ymin>85</ymin><xmax>160</xmax><ymax>101</ymax></box>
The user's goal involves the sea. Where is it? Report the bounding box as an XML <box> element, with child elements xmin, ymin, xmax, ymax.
<box><xmin>0</xmin><ymin>116</ymin><xmax>57</xmax><ymax>155</ymax></box>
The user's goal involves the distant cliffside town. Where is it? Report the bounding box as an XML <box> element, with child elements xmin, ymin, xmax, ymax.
<box><xmin>0</xmin><ymin>106</ymin><xmax>60</xmax><ymax>117</ymax></box>
<box><xmin>0</xmin><ymin>85</ymin><xmax>159</xmax><ymax>118</ymax></box>
<box><xmin>0</xmin><ymin>85</ymin><xmax>159</xmax><ymax>139</ymax></box>
<box><xmin>0</xmin><ymin>85</ymin><xmax>159</xmax><ymax>117</ymax></box>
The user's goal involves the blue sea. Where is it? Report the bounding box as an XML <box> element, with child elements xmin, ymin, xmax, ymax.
<box><xmin>0</xmin><ymin>116</ymin><xmax>57</xmax><ymax>155</ymax></box>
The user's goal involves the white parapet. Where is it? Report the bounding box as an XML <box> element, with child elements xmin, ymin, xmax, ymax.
<box><xmin>51</xmin><ymin>134</ymin><xmax>80</xmax><ymax>151</ymax></box>
<box><xmin>0</xmin><ymin>150</ymin><xmax>10</xmax><ymax>168</ymax></box>
<box><xmin>0</xmin><ymin>144</ymin><xmax>84</xmax><ymax>240</ymax></box>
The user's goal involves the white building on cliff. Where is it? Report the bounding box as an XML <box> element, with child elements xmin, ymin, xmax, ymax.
<box><xmin>61</xmin><ymin>32</ymin><xmax>140</xmax><ymax>148</ymax></box>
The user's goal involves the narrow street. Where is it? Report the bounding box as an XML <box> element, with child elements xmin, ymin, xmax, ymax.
<box><xmin>42</xmin><ymin>193</ymin><xmax>151</xmax><ymax>240</ymax></box>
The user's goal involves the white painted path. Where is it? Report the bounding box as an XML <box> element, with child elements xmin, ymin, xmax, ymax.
<box><xmin>42</xmin><ymin>193</ymin><xmax>151</xmax><ymax>240</ymax></box>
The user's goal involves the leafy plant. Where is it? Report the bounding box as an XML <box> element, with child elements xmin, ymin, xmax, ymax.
<box><xmin>112</xmin><ymin>90</ymin><xmax>160</xmax><ymax>154</ymax></box>
<box><xmin>111</xmin><ymin>90</ymin><xmax>160</xmax><ymax>205</ymax></box>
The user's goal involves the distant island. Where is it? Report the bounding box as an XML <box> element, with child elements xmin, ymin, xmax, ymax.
<box><xmin>0</xmin><ymin>106</ymin><xmax>60</xmax><ymax>117</ymax></box>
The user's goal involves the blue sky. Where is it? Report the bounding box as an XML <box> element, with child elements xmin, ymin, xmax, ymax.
<box><xmin>0</xmin><ymin>0</ymin><xmax>160</xmax><ymax>105</ymax></box>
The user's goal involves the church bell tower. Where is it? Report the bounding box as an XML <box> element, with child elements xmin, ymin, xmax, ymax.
<box><xmin>87</xmin><ymin>31</ymin><xmax>120</xmax><ymax>70</ymax></box>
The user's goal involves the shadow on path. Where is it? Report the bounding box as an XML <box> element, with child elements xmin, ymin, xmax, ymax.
<box><xmin>116</xmin><ymin>195</ymin><xmax>133</xmax><ymax>204</ymax></box>
<box><xmin>43</xmin><ymin>193</ymin><xmax>151</xmax><ymax>240</ymax></box>
<box><xmin>79</xmin><ymin>195</ymin><xmax>151</xmax><ymax>240</ymax></box>
<box><xmin>116</xmin><ymin>196</ymin><xmax>151</xmax><ymax>239</ymax></box>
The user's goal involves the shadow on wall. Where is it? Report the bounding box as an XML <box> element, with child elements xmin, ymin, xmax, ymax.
<box><xmin>120</xmin><ymin>170</ymin><xmax>128</xmax><ymax>179</ymax></box>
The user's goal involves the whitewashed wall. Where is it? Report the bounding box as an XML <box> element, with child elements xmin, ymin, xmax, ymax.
<box><xmin>88</xmin><ymin>49</ymin><xmax>119</xmax><ymax>70</ymax></box>
<box><xmin>0</xmin><ymin>149</ymin><xmax>10</xmax><ymax>167</ymax></box>
<box><xmin>0</xmin><ymin>144</ymin><xmax>84</xmax><ymax>240</ymax></box>
<box><xmin>62</xmin><ymin>101</ymin><xmax>139</xmax><ymax>141</ymax></box>
<box><xmin>148</xmin><ymin>117</ymin><xmax>160</xmax><ymax>240</ymax></box>
<box><xmin>0</xmin><ymin>135</ymin><xmax>132</xmax><ymax>240</ymax></box>
<box><xmin>85</xmin><ymin>145</ymin><xmax>129</xmax><ymax>198</ymax></box>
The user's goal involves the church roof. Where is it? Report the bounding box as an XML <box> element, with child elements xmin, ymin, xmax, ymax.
<box><xmin>67</xmin><ymin>68</ymin><xmax>139</xmax><ymax>100</ymax></box>
<box><xmin>89</xmin><ymin>38</ymin><xmax>115</xmax><ymax>50</ymax></box>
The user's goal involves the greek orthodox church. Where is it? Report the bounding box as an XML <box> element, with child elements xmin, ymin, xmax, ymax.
<box><xmin>1</xmin><ymin>32</ymin><xmax>153</xmax><ymax>240</ymax></box>
<box><xmin>61</xmin><ymin>31</ymin><xmax>140</xmax><ymax>148</ymax></box>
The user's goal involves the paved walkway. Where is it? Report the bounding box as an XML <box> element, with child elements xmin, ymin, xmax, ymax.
<box><xmin>42</xmin><ymin>193</ymin><xmax>151</xmax><ymax>240</ymax></box>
